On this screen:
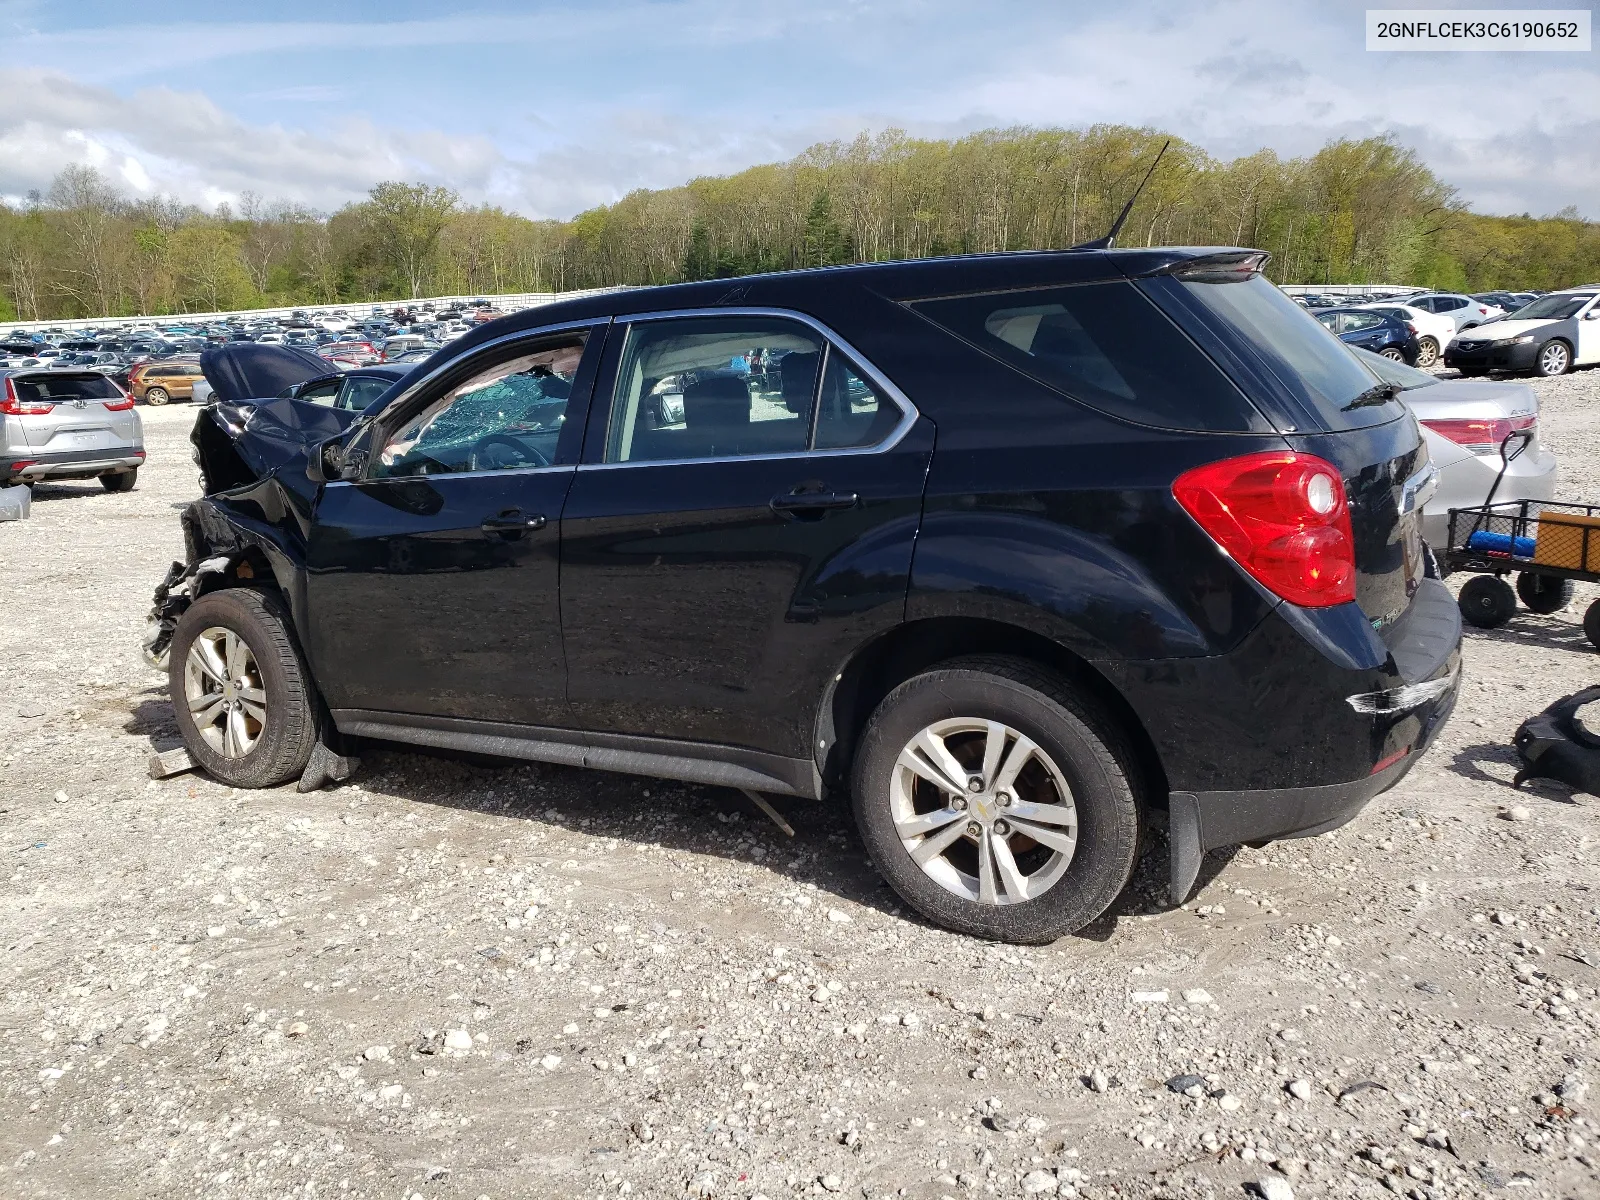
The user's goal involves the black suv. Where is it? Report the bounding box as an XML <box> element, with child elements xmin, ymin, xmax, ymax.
<box><xmin>148</xmin><ymin>248</ymin><xmax>1460</xmax><ymax>943</ymax></box>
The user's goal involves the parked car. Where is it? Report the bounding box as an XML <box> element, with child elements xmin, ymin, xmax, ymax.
<box><xmin>1351</xmin><ymin>347</ymin><xmax>1558</xmax><ymax>549</ymax></box>
<box><xmin>144</xmin><ymin>248</ymin><xmax>1461</xmax><ymax>944</ymax></box>
<box><xmin>279</xmin><ymin>365</ymin><xmax>411</xmax><ymax>412</ymax></box>
<box><xmin>1448</xmin><ymin>288</ymin><xmax>1600</xmax><ymax>377</ymax></box>
<box><xmin>1</xmin><ymin>368</ymin><xmax>144</xmax><ymax>490</ymax></box>
<box><xmin>1471</xmin><ymin>292</ymin><xmax>1524</xmax><ymax>314</ymax></box>
<box><xmin>1313</xmin><ymin>307</ymin><xmax>1421</xmax><ymax>364</ymax></box>
<box><xmin>1408</xmin><ymin>293</ymin><xmax>1503</xmax><ymax>332</ymax></box>
<box><xmin>321</xmin><ymin>339</ymin><xmax>381</xmax><ymax>366</ymax></box>
<box><xmin>128</xmin><ymin>359</ymin><xmax>207</xmax><ymax>405</ymax></box>
<box><xmin>1353</xmin><ymin>302</ymin><xmax>1455</xmax><ymax>367</ymax></box>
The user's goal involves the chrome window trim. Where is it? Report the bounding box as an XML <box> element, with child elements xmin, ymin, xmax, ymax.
<box><xmin>324</xmin><ymin>463</ymin><xmax>574</xmax><ymax>490</ymax></box>
<box><xmin>581</xmin><ymin>306</ymin><xmax>921</xmax><ymax>471</ymax></box>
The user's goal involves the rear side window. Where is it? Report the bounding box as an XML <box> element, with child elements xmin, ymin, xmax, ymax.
<box><xmin>1176</xmin><ymin>274</ymin><xmax>1404</xmax><ymax>430</ymax></box>
<box><xmin>911</xmin><ymin>281</ymin><xmax>1262</xmax><ymax>432</ymax></box>
<box><xmin>10</xmin><ymin>374</ymin><xmax>120</xmax><ymax>402</ymax></box>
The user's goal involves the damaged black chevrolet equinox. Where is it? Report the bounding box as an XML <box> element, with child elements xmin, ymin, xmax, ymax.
<box><xmin>148</xmin><ymin>248</ymin><xmax>1461</xmax><ymax>943</ymax></box>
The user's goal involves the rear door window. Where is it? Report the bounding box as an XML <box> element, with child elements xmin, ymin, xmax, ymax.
<box><xmin>911</xmin><ymin>281</ymin><xmax>1265</xmax><ymax>432</ymax></box>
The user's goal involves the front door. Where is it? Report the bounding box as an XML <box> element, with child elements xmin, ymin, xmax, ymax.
<box><xmin>1576</xmin><ymin>298</ymin><xmax>1600</xmax><ymax>364</ymax></box>
<box><xmin>304</xmin><ymin>324</ymin><xmax>604</xmax><ymax>726</ymax></box>
<box><xmin>559</xmin><ymin>313</ymin><xmax>933</xmax><ymax>761</ymax></box>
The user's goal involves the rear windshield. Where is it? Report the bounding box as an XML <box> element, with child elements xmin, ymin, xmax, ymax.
<box><xmin>1177</xmin><ymin>274</ymin><xmax>1405</xmax><ymax>430</ymax></box>
<box><xmin>911</xmin><ymin>281</ymin><xmax>1266</xmax><ymax>432</ymax></box>
<box><xmin>10</xmin><ymin>374</ymin><xmax>121</xmax><ymax>402</ymax></box>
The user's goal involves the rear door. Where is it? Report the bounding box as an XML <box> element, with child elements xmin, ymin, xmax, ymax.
<box><xmin>559</xmin><ymin>311</ymin><xmax>933</xmax><ymax>761</ymax></box>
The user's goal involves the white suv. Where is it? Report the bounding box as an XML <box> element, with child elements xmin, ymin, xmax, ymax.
<box><xmin>1408</xmin><ymin>293</ymin><xmax>1504</xmax><ymax>332</ymax></box>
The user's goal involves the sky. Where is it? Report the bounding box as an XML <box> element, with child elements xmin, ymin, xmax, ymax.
<box><xmin>0</xmin><ymin>0</ymin><xmax>1596</xmax><ymax>220</ymax></box>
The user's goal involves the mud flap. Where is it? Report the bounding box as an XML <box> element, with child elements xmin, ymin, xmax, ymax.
<box><xmin>1167</xmin><ymin>791</ymin><xmax>1204</xmax><ymax>906</ymax></box>
<box><xmin>1514</xmin><ymin>685</ymin><xmax>1600</xmax><ymax>795</ymax></box>
<box><xmin>297</xmin><ymin>739</ymin><xmax>360</xmax><ymax>793</ymax></box>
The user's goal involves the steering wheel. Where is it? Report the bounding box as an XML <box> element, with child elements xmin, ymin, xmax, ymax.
<box><xmin>468</xmin><ymin>433</ymin><xmax>550</xmax><ymax>472</ymax></box>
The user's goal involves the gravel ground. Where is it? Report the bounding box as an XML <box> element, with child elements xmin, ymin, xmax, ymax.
<box><xmin>2</xmin><ymin>372</ymin><xmax>1598</xmax><ymax>1200</ymax></box>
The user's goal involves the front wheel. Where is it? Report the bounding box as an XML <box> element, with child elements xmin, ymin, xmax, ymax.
<box><xmin>168</xmin><ymin>588</ymin><xmax>320</xmax><ymax>787</ymax></box>
<box><xmin>851</xmin><ymin>656</ymin><xmax>1142</xmax><ymax>944</ymax></box>
<box><xmin>1535</xmin><ymin>340</ymin><xmax>1571</xmax><ymax>378</ymax></box>
<box><xmin>144</xmin><ymin>386</ymin><xmax>170</xmax><ymax>406</ymax></box>
<box><xmin>1416</xmin><ymin>337</ymin><xmax>1440</xmax><ymax>368</ymax></box>
<box><xmin>1458</xmin><ymin>575</ymin><xmax>1516</xmax><ymax>628</ymax></box>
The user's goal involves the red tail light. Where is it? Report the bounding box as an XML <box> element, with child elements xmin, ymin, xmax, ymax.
<box><xmin>1173</xmin><ymin>451</ymin><xmax>1357</xmax><ymax>608</ymax></box>
<box><xmin>1</xmin><ymin>377</ymin><xmax>54</xmax><ymax>416</ymax></box>
<box><xmin>103</xmin><ymin>389</ymin><xmax>135</xmax><ymax>411</ymax></box>
<box><xmin>1419</xmin><ymin>416</ymin><xmax>1533</xmax><ymax>455</ymax></box>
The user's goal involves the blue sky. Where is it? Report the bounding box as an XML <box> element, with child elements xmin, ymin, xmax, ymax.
<box><xmin>1</xmin><ymin>0</ymin><xmax>1596</xmax><ymax>218</ymax></box>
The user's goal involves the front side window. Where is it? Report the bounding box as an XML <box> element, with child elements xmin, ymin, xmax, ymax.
<box><xmin>339</xmin><ymin>375</ymin><xmax>395</xmax><ymax>411</ymax></box>
<box><xmin>605</xmin><ymin>318</ymin><xmax>823</xmax><ymax>463</ymax></box>
<box><xmin>373</xmin><ymin>334</ymin><xmax>585</xmax><ymax>478</ymax></box>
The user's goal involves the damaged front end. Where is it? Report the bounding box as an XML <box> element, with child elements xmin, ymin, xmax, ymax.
<box><xmin>142</xmin><ymin>344</ymin><xmax>385</xmax><ymax>672</ymax></box>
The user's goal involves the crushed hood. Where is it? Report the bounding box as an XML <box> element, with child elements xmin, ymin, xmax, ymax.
<box><xmin>200</xmin><ymin>342</ymin><xmax>333</xmax><ymax>404</ymax></box>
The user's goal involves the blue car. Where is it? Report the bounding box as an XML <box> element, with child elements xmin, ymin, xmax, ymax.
<box><xmin>1315</xmin><ymin>307</ymin><xmax>1421</xmax><ymax>365</ymax></box>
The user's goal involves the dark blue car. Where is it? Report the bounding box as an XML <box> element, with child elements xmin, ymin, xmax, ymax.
<box><xmin>1315</xmin><ymin>307</ymin><xmax>1421</xmax><ymax>365</ymax></box>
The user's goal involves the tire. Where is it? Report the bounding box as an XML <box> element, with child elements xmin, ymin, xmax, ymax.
<box><xmin>168</xmin><ymin>588</ymin><xmax>320</xmax><ymax>788</ymax></box>
<box><xmin>1416</xmin><ymin>337</ymin><xmax>1440</xmax><ymax>368</ymax></box>
<box><xmin>1585</xmin><ymin>599</ymin><xmax>1600</xmax><ymax>652</ymax></box>
<box><xmin>850</xmin><ymin>655</ymin><xmax>1142</xmax><ymax>944</ymax></box>
<box><xmin>1535</xmin><ymin>340</ymin><xmax>1571</xmax><ymax>378</ymax></box>
<box><xmin>100</xmin><ymin>469</ymin><xmax>137</xmax><ymax>493</ymax></box>
<box><xmin>1458</xmin><ymin>575</ymin><xmax>1516</xmax><ymax>628</ymax></box>
<box><xmin>1516</xmin><ymin>571</ymin><xmax>1574</xmax><ymax>614</ymax></box>
<box><xmin>144</xmin><ymin>386</ymin><xmax>170</xmax><ymax>406</ymax></box>
<box><xmin>1379</xmin><ymin>347</ymin><xmax>1404</xmax><ymax>362</ymax></box>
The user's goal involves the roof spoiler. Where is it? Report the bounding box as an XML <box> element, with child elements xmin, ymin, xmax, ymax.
<box><xmin>1143</xmin><ymin>250</ymin><xmax>1272</xmax><ymax>283</ymax></box>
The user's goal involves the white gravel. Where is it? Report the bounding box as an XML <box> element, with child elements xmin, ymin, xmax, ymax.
<box><xmin>2</xmin><ymin>373</ymin><xmax>1598</xmax><ymax>1200</ymax></box>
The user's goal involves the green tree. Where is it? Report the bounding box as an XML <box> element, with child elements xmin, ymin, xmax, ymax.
<box><xmin>167</xmin><ymin>223</ymin><xmax>253</xmax><ymax>312</ymax></box>
<box><xmin>365</xmin><ymin>181</ymin><xmax>459</xmax><ymax>297</ymax></box>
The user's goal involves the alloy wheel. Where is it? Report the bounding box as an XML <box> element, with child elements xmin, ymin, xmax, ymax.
<box><xmin>1539</xmin><ymin>342</ymin><xmax>1569</xmax><ymax>376</ymax></box>
<box><xmin>890</xmin><ymin>717</ymin><xmax>1078</xmax><ymax>905</ymax></box>
<box><xmin>183</xmin><ymin>626</ymin><xmax>267</xmax><ymax>758</ymax></box>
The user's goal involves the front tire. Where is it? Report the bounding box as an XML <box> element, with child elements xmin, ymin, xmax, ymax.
<box><xmin>168</xmin><ymin>589</ymin><xmax>320</xmax><ymax>788</ymax></box>
<box><xmin>144</xmin><ymin>386</ymin><xmax>170</xmax><ymax>406</ymax></box>
<box><xmin>1535</xmin><ymin>340</ymin><xmax>1571</xmax><ymax>378</ymax></box>
<box><xmin>1458</xmin><ymin>575</ymin><xmax>1516</xmax><ymax>628</ymax></box>
<box><xmin>1416</xmin><ymin>337</ymin><xmax>1440</xmax><ymax>368</ymax></box>
<box><xmin>850</xmin><ymin>656</ymin><xmax>1142</xmax><ymax>943</ymax></box>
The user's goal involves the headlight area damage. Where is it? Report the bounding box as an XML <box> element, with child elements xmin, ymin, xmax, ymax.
<box><xmin>141</xmin><ymin>345</ymin><xmax>378</xmax><ymax>791</ymax></box>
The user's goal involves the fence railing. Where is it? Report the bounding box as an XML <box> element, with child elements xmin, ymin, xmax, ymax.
<box><xmin>0</xmin><ymin>287</ymin><xmax>638</xmax><ymax>337</ymax></box>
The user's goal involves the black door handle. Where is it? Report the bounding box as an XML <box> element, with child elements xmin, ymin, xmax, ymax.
<box><xmin>481</xmin><ymin>509</ymin><xmax>547</xmax><ymax>535</ymax></box>
<box><xmin>770</xmin><ymin>491</ymin><xmax>858</xmax><ymax>516</ymax></box>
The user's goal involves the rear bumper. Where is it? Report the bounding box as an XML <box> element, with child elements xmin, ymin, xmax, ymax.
<box><xmin>2</xmin><ymin>446</ymin><xmax>145</xmax><ymax>483</ymax></box>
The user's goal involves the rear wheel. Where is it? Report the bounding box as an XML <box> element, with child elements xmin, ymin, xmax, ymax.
<box><xmin>144</xmin><ymin>386</ymin><xmax>170</xmax><ymax>405</ymax></box>
<box><xmin>1536</xmin><ymin>340</ymin><xmax>1572</xmax><ymax>378</ymax></box>
<box><xmin>169</xmin><ymin>589</ymin><xmax>320</xmax><ymax>788</ymax></box>
<box><xmin>1517</xmin><ymin>571</ymin><xmax>1574</xmax><ymax>614</ymax></box>
<box><xmin>1416</xmin><ymin>337</ymin><xmax>1440</xmax><ymax>368</ymax></box>
<box><xmin>851</xmin><ymin>656</ymin><xmax>1142</xmax><ymax>944</ymax></box>
<box><xmin>100</xmin><ymin>469</ymin><xmax>137</xmax><ymax>493</ymax></box>
<box><xmin>1458</xmin><ymin>575</ymin><xmax>1516</xmax><ymax>628</ymax></box>
<box><xmin>1379</xmin><ymin>347</ymin><xmax>1405</xmax><ymax>362</ymax></box>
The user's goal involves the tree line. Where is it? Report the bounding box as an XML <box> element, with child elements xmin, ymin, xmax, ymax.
<box><xmin>3</xmin><ymin>125</ymin><xmax>1597</xmax><ymax>322</ymax></box>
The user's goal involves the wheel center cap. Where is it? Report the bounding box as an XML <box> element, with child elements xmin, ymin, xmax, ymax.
<box><xmin>969</xmin><ymin>794</ymin><xmax>996</xmax><ymax>823</ymax></box>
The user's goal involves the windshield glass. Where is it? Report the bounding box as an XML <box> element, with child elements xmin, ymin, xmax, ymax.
<box><xmin>1177</xmin><ymin>274</ymin><xmax>1403</xmax><ymax>429</ymax></box>
<box><xmin>1507</xmin><ymin>294</ymin><xmax>1593</xmax><ymax>321</ymax></box>
<box><xmin>1349</xmin><ymin>346</ymin><xmax>1437</xmax><ymax>391</ymax></box>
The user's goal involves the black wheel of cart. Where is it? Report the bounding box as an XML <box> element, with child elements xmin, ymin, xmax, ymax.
<box><xmin>1585</xmin><ymin>599</ymin><xmax>1600</xmax><ymax>651</ymax></box>
<box><xmin>1459</xmin><ymin>575</ymin><xmax>1516</xmax><ymax>628</ymax></box>
<box><xmin>1517</xmin><ymin>571</ymin><xmax>1575</xmax><ymax>614</ymax></box>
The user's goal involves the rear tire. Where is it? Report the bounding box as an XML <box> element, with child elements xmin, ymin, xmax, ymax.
<box><xmin>144</xmin><ymin>386</ymin><xmax>170</xmax><ymax>406</ymax></box>
<box><xmin>1516</xmin><ymin>571</ymin><xmax>1574</xmax><ymax>614</ymax></box>
<box><xmin>1379</xmin><ymin>347</ymin><xmax>1404</xmax><ymax>362</ymax></box>
<box><xmin>100</xmin><ymin>469</ymin><xmax>137</xmax><ymax>493</ymax></box>
<box><xmin>1535</xmin><ymin>340</ymin><xmax>1571</xmax><ymax>378</ymax></box>
<box><xmin>850</xmin><ymin>655</ymin><xmax>1142</xmax><ymax>944</ymax></box>
<box><xmin>168</xmin><ymin>588</ymin><xmax>320</xmax><ymax>788</ymax></box>
<box><xmin>1458</xmin><ymin>575</ymin><xmax>1516</xmax><ymax>628</ymax></box>
<box><xmin>1416</xmin><ymin>337</ymin><xmax>1440</xmax><ymax>368</ymax></box>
